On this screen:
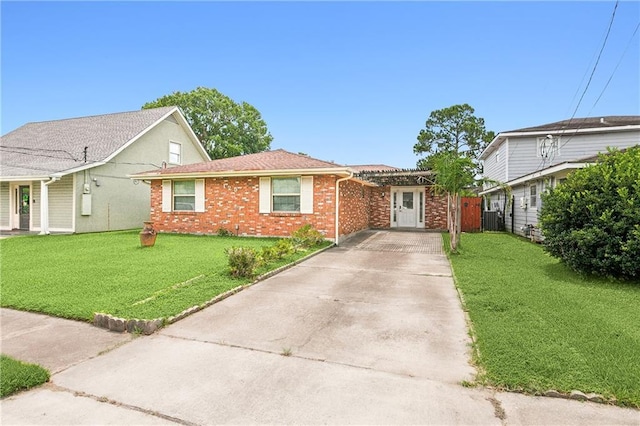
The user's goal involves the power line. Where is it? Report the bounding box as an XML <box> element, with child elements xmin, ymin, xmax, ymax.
<box><xmin>588</xmin><ymin>20</ymin><xmax>640</xmax><ymax>113</ymax></box>
<box><xmin>564</xmin><ymin>0</ymin><xmax>619</xmax><ymax>131</ymax></box>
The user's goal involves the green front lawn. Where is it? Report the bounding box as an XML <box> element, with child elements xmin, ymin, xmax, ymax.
<box><xmin>445</xmin><ymin>233</ymin><xmax>640</xmax><ymax>407</ymax></box>
<box><xmin>0</xmin><ymin>231</ymin><xmax>329</xmax><ymax>321</ymax></box>
<box><xmin>1</xmin><ymin>355</ymin><xmax>50</xmax><ymax>398</ymax></box>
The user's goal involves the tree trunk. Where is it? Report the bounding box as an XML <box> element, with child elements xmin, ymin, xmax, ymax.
<box><xmin>448</xmin><ymin>192</ymin><xmax>462</xmax><ymax>253</ymax></box>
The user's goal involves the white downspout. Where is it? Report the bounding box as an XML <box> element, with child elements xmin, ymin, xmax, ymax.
<box><xmin>334</xmin><ymin>172</ymin><xmax>353</xmax><ymax>245</ymax></box>
<box><xmin>40</xmin><ymin>177</ymin><xmax>60</xmax><ymax>235</ymax></box>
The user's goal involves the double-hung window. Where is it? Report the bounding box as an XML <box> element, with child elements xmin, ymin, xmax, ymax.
<box><xmin>162</xmin><ymin>179</ymin><xmax>205</xmax><ymax>213</ymax></box>
<box><xmin>169</xmin><ymin>141</ymin><xmax>182</xmax><ymax>165</ymax></box>
<box><xmin>259</xmin><ymin>176</ymin><xmax>313</xmax><ymax>214</ymax></box>
<box><xmin>272</xmin><ymin>177</ymin><xmax>301</xmax><ymax>212</ymax></box>
<box><xmin>529</xmin><ymin>184</ymin><xmax>537</xmax><ymax>208</ymax></box>
<box><xmin>173</xmin><ymin>181</ymin><xmax>195</xmax><ymax>211</ymax></box>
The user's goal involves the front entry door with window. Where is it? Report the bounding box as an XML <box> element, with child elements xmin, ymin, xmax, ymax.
<box><xmin>398</xmin><ymin>191</ymin><xmax>417</xmax><ymax>227</ymax></box>
<box><xmin>391</xmin><ymin>187</ymin><xmax>425</xmax><ymax>229</ymax></box>
<box><xmin>18</xmin><ymin>186</ymin><xmax>30</xmax><ymax>230</ymax></box>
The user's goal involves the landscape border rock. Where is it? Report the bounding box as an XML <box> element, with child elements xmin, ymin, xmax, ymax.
<box><xmin>93</xmin><ymin>243</ymin><xmax>335</xmax><ymax>334</ymax></box>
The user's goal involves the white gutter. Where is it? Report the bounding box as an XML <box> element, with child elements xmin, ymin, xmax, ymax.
<box><xmin>39</xmin><ymin>176</ymin><xmax>60</xmax><ymax>235</ymax></box>
<box><xmin>334</xmin><ymin>172</ymin><xmax>353</xmax><ymax>245</ymax></box>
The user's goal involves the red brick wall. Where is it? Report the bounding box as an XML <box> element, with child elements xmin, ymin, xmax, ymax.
<box><xmin>424</xmin><ymin>188</ymin><xmax>448</xmax><ymax>230</ymax></box>
<box><xmin>338</xmin><ymin>180</ymin><xmax>371</xmax><ymax>236</ymax></box>
<box><xmin>150</xmin><ymin>175</ymin><xmax>338</xmax><ymax>239</ymax></box>
<box><xmin>149</xmin><ymin>178</ymin><xmax>450</xmax><ymax>238</ymax></box>
<box><xmin>369</xmin><ymin>186</ymin><xmax>391</xmax><ymax>228</ymax></box>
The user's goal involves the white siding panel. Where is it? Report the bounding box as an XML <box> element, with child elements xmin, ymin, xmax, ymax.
<box><xmin>0</xmin><ymin>182</ymin><xmax>10</xmax><ymax>228</ymax></box>
<box><xmin>49</xmin><ymin>175</ymin><xmax>74</xmax><ymax>231</ymax></box>
<box><xmin>162</xmin><ymin>180</ymin><xmax>172</xmax><ymax>212</ymax></box>
<box><xmin>195</xmin><ymin>179</ymin><xmax>205</xmax><ymax>212</ymax></box>
<box><xmin>259</xmin><ymin>177</ymin><xmax>271</xmax><ymax>213</ymax></box>
<box><xmin>31</xmin><ymin>181</ymin><xmax>41</xmax><ymax>229</ymax></box>
<box><xmin>300</xmin><ymin>176</ymin><xmax>313</xmax><ymax>214</ymax></box>
<box><xmin>507</xmin><ymin>129</ymin><xmax>640</xmax><ymax>181</ymax></box>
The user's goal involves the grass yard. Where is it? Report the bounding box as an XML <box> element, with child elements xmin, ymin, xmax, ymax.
<box><xmin>0</xmin><ymin>355</ymin><xmax>50</xmax><ymax>397</ymax></box>
<box><xmin>0</xmin><ymin>231</ymin><xmax>330</xmax><ymax>321</ymax></box>
<box><xmin>445</xmin><ymin>233</ymin><xmax>640</xmax><ymax>407</ymax></box>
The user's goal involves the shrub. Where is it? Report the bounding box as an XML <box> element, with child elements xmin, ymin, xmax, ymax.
<box><xmin>217</xmin><ymin>227</ymin><xmax>233</xmax><ymax>237</ymax></box>
<box><xmin>273</xmin><ymin>238</ymin><xmax>295</xmax><ymax>257</ymax></box>
<box><xmin>225</xmin><ymin>247</ymin><xmax>259</xmax><ymax>277</ymax></box>
<box><xmin>539</xmin><ymin>146</ymin><xmax>640</xmax><ymax>280</ymax></box>
<box><xmin>291</xmin><ymin>224</ymin><xmax>325</xmax><ymax>249</ymax></box>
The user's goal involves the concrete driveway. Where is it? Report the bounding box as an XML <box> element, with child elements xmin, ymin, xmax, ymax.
<box><xmin>2</xmin><ymin>231</ymin><xmax>638</xmax><ymax>425</ymax></box>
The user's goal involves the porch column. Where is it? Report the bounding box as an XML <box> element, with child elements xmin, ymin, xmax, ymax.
<box><xmin>40</xmin><ymin>180</ymin><xmax>49</xmax><ymax>235</ymax></box>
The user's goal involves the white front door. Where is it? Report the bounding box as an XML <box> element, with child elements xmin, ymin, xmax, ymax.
<box><xmin>398</xmin><ymin>191</ymin><xmax>416</xmax><ymax>227</ymax></box>
<box><xmin>391</xmin><ymin>187</ymin><xmax>425</xmax><ymax>228</ymax></box>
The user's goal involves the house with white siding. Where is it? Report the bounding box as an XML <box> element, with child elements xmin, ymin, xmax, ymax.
<box><xmin>479</xmin><ymin>116</ymin><xmax>640</xmax><ymax>239</ymax></box>
<box><xmin>0</xmin><ymin>107</ymin><xmax>209</xmax><ymax>234</ymax></box>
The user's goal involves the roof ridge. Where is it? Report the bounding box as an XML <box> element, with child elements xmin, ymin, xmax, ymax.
<box><xmin>19</xmin><ymin>106</ymin><xmax>177</xmax><ymax>127</ymax></box>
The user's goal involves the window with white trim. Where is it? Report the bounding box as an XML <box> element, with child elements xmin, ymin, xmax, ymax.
<box><xmin>259</xmin><ymin>176</ymin><xmax>313</xmax><ymax>214</ymax></box>
<box><xmin>529</xmin><ymin>183</ymin><xmax>537</xmax><ymax>208</ymax></box>
<box><xmin>272</xmin><ymin>177</ymin><xmax>301</xmax><ymax>212</ymax></box>
<box><xmin>173</xmin><ymin>181</ymin><xmax>195</xmax><ymax>211</ymax></box>
<box><xmin>169</xmin><ymin>141</ymin><xmax>182</xmax><ymax>165</ymax></box>
<box><xmin>162</xmin><ymin>179</ymin><xmax>205</xmax><ymax>213</ymax></box>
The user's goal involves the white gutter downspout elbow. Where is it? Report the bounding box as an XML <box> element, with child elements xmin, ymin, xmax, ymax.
<box><xmin>334</xmin><ymin>172</ymin><xmax>353</xmax><ymax>245</ymax></box>
<box><xmin>40</xmin><ymin>177</ymin><xmax>60</xmax><ymax>235</ymax></box>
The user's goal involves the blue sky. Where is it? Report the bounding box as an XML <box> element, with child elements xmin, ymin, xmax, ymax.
<box><xmin>2</xmin><ymin>1</ymin><xmax>639</xmax><ymax>168</ymax></box>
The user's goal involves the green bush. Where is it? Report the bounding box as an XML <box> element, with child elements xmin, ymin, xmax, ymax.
<box><xmin>217</xmin><ymin>227</ymin><xmax>233</xmax><ymax>237</ymax></box>
<box><xmin>259</xmin><ymin>239</ymin><xmax>295</xmax><ymax>264</ymax></box>
<box><xmin>225</xmin><ymin>247</ymin><xmax>259</xmax><ymax>277</ymax></box>
<box><xmin>291</xmin><ymin>224</ymin><xmax>325</xmax><ymax>248</ymax></box>
<box><xmin>539</xmin><ymin>146</ymin><xmax>640</xmax><ymax>280</ymax></box>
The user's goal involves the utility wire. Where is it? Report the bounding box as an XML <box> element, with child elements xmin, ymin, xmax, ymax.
<box><xmin>588</xmin><ymin>20</ymin><xmax>640</xmax><ymax>113</ymax></box>
<box><xmin>564</xmin><ymin>0</ymin><xmax>619</xmax><ymax>131</ymax></box>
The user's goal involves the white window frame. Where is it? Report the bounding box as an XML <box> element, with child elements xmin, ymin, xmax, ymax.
<box><xmin>536</xmin><ymin>136</ymin><xmax>561</xmax><ymax>159</ymax></box>
<box><xmin>529</xmin><ymin>183</ymin><xmax>537</xmax><ymax>208</ymax></box>
<box><xmin>259</xmin><ymin>176</ymin><xmax>313</xmax><ymax>214</ymax></box>
<box><xmin>173</xmin><ymin>180</ymin><xmax>195</xmax><ymax>211</ymax></box>
<box><xmin>169</xmin><ymin>141</ymin><xmax>182</xmax><ymax>165</ymax></box>
<box><xmin>162</xmin><ymin>179</ymin><xmax>205</xmax><ymax>213</ymax></box>
<box><xmin>272</xmin><ymin>177</ymin><xmax>301</xmax><ymax>213</ymax></box>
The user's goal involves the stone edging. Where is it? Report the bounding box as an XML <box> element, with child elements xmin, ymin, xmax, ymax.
<box><xmin>93</xmin><ymin>243</ymin><xmax>336</xmax><ymax>334</ymax></box>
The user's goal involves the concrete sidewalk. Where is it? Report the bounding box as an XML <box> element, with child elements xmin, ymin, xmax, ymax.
<box><xmin>1</xmin><ymin>231</ymin><xmax>638</xmax><ymax>425</ymax></box>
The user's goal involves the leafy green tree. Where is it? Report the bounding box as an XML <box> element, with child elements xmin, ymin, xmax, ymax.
<box><xmin>143</xmin><ymin>87</ymin><xmax>273</xmax><ymax>159</ymax></box>
<box><xmin>539</xmin><ymin>146</ymin><xmax>640</xmax><ymax>280</ymax></box>
<box><xmin>414</xmin><ymin>103</ymin><xmax>494</xmax><ymax>171</ymax></box>
<box><xmin>430</xmin><ymin>152</ymin><xmax>476</xmax><ymax>253</ymax></box>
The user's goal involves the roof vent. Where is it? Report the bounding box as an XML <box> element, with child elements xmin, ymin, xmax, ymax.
<box><xmin>600</xmin><ymin>117</ymin><xmax>607</xmax><ymax>124</ymax></box>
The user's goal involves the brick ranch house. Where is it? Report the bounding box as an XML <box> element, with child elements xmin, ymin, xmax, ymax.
<box><xmin>131</xmin><ymin>149</ymin><xmax>448</xmax><ymax>243</ymax></box>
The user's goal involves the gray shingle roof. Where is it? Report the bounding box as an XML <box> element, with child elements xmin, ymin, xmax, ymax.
<box><xmin>0</xmin><ymin>107</ymin><xmax>177</xmax><ymax>178</ymax></box>
<box><xmin>505</xmin><ymin>116</ymin><xmax>640</xmax><ymax>133</ymax></box>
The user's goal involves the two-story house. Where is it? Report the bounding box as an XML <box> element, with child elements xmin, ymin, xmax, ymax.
<box><xmin>480</xmin><ymin>116</ymin><xmax>640</xmax><ymax>239</ymax></box>
<box><xmin>0</xmin><ymin>107</ymin><xmax>210</xmax><ymax>234</ymax></box>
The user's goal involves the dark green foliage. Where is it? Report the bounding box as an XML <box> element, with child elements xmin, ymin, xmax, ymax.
<box><xmin>1</xmin><ymin>355</ymin><xmax>50</xmax><ymax>397</ymax></box>
<box><xmin>539</xmin><ymin>146</ymin><xmax>640</xmax><ymax>280</ymax></box>
<box><xmin>143</xmin><ymin>86</ymin><xmax>272</xmax><ymax>159</ymax></box>
<box><xmin>217</xmin><ymin>227</ymin><xmax>233</xmax><ymax>237</ymax></box>
<box><xmin>225</xmin><ymin>247</ymin><xmax>260</xmax><ymax>278</ymax></box>
<box><xmin>291</xmin><ymin>224</ymin><xmax>325</xmax><ymax>248</ymax></box>
<box><xmin>413</xmin><ymin>103</ymin><xmax>494</xmax><ymax>172</ymax></box>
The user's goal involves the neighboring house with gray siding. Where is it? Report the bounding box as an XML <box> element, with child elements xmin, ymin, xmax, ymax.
<box><xmin>480</xmin><ymin>116</ymin><xmax>640</xmax><ymax>239</ymax></box>
<box><xmin>0</xmin><ymin>107</ymin><xmax>210</xmax><ymax>234</ymax></box>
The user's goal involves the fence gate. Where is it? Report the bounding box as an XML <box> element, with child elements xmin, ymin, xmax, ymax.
<box><xmin>460</xmin><ymin>197</ymin><xmax>481</xmax><ymax>232</ymax></box>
